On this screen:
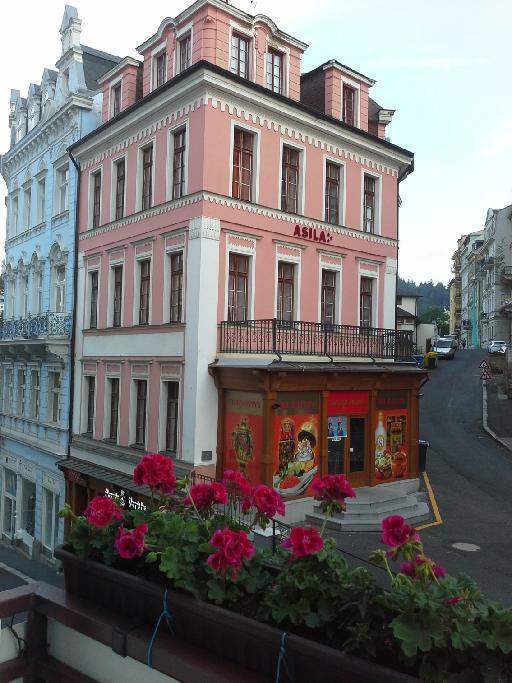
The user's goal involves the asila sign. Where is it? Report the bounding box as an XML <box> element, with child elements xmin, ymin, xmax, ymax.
<box><xmin>293</xmin><ymin>225</ymin><xmax>333</xmax><ymax>244</ymax></box>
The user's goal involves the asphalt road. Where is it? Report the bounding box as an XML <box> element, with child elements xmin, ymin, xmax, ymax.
<box><xmin>418</xmin><ymin>348</ymin><xmax>512</xmax><ymax>604</ymax></box>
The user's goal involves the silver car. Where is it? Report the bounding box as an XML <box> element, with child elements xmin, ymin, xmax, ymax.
<box><xmin>488</xmin><ymin>340</ymin><xmax>507</xmax><ymax>354</ymax></box>
<box><xmin>432</xmin><ymin>337</ymin><xmax>456</xmax><ymax>359</ymax></box>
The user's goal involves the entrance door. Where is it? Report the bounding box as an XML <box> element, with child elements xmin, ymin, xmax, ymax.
<box><xmin>346</xmin><ymin>417</ymin><xmax>368</xmax><ymax>487</ymax></box>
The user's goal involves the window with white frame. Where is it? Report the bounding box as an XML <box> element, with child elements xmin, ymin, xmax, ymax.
<box><xmin>232</xmin><ymin>128</ymin><xmax>254</xmax><ymax>202</ymax></box>
<box><xmin>16</xmin><ymin>368</ymin><xmax>25</xmax><ymax>416</ymax></box>
<box><xmin>360</xmin><ymin>276</ymin><xmax>374</xmax><ymax>327</ymax></box>
<box><xmin>172</xmin><ymin>128</ymin><xmax>186</xmax><ymax>200</ymax></box>
<box><xmin>141</xmin><ymin>145</ymin><xmax>153</xmax><ymax>211</ymax></box>
<box><xmin>112</xmin><ymin>264</ymin><xmax>123</xmax><ymax>327</ymax></box>
<box><xmin>230</xmin><ymin>33</ymin><xmax>250</xmax><ymax>79</ymax></box>
<box><xmin>325</xmin><ymin>161</ymin><xmax>343</xmax><ymax>225</ymax></box>
<box><xmin>169</xmin><ymin>251</ymin><xmax>183</xmax><ymax>323</ymax></box>
<box><xmin>48</xmin><ymin>370</ymin><xmax>61</xmax><ymax>423</ymax></box>
<box><xmin>111</xmin><ymin>82</ymin><xmax>121</xmax><ymax>118</ymax></box>
<box><xmin>114</xmin><ymin>158</ymin><xmax>125</xmax><ymax>220</ymax></box>
<box><xmin>321</xmin><ymin>269</ymin><xmax>338</xmax><ymax>325</ymax></box>
<box><xmin>362</xmin><ymin>174</ymin><xmax>380</xmax><ymax>234</ymax></box>
<box><xmin>227</xmin><ymin>252</ymin><xmax>250</xmax><ymax>322</ymax></box>
<box><xmin>266</xmin><ymin>49</ymin><xmax>284</xmax><ymax>94</ymax></box>
<box><xmin>134</xmin><ymin>379</ymin><xmax>147</xmax><ymax>447</ymax></box>
<box><xmin>23</xmin><ymin>186</ymin><xmax>31</xmax><ymax>230</ymax></box>
<box><xmin>33</xmin><ymin>269</ymin><xmax>43</xmax><ymax>314</ymax></box>
<box><xmin>106</xmin><ymin>377</ymin><xmax>120</xmax><ymax>442</ymax></box>
<box><xmin>91</xmin><ymin>170</ymin><xmax>102</xmax><ymax>229</ymax></box>
<box><xmin>37</xmin><ymin>177</ymin><xmax>46</xmax><ymax>224</ymax></box>
<box><xmin>42</xmin><ymin>488</ymin><xmax>60</xmax><ymax>551</ymax></box>
<box><xmin>85</xmin><ymin>375</ymin><xmax>95</xmax><ymax>435</ymax></box>
<box><xmin>138</xmin><ymin>259</ymin><xmax>151</xmax><ymax>325</ymax></box>
<box><xmin>178</xmin><ymin>33</ymin><xmax>191</xmax><ymax>72</ymax></box>
<box><xmin>4</xmin><ymin>368</ymin><xmax>13</xmax><ymax>413</ymax></box>
<box><xmin>342</xmin><ymin>83</ymin><xmax>357</xmax><ymax>126</ymax></box>
<box><xmin>29</xmin><ymin>369</ymin><xmax>40</xmax><ymax>419</ymax></box>
<box><xmin>3</xmin><ymin>469</ymin><xmax>17</xmax><ymax>538</ymax></box>
<box><xmin>277</xmin><ymin>261</ymin><xmax>296</xmax><ymax>322</ymax></box>
<box><xmin>281</xmin><ymin>146</ymin><xmax>301</xmax><ymax>215</ymax></box>
<box><xmin>88</xmin><ymin>270</ymin><xmax>99</xmax><ymax>329</ymax></box>
<box><xmin>8</xmin><ymin>278</ymin><xmax>16</xmax><ymax>317</ymax></box>
<box><xmin>55</xmin><ymin>163</ymin><xmax>69</xmax><ymax>214</ymax></box>
<box><xmin>10</xmin><ymin>195</ymin><xmax>19</xmax><ymax>236</ymax></box>
<box><xmin>21</xmin><ymin>273</ymin><xmax>28</xmax><ymax>318</ymax></box>
<box><xmin>21</xmin><ymin>478</ymin><xmax>36</xmax><ymax>537</ymax></box>
<box><xmin>154</xmin><ymin>51</ymin><xmax>167</xmax><ymax>89</ymax></box>
<box><xmin>54</xmin><ymin>265</ymin><xmax>66</xmax><ymax>313</ymax></box>
<box><xmin>164</xmin><ymin>381</ymin><xmax>179</xmax><ymax>453</ymax></box>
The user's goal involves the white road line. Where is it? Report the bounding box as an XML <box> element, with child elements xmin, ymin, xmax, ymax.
<box><xmin>0</xmin><ymin>561</ymin><xmax>36</xmax><ymax>584</ymax></box>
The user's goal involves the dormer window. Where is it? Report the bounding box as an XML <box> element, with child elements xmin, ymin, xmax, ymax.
<box><xmin>154</xmin><ymin>52</ymin><xmax>166</xmax><ymax>89</ymax></box>
<box><xmin>343</xmin><ymin>84</ymin><xmax>356</xmax><ymax>126</ymax></box>
<box><xmin>230</xmin><ymin>33</ymin><xmax>250</xmax><ymax>79</ymax></box>
<box><xmin>178</xmin><ymin>33</ymin><xmax>191</xmax><ymax>73</ymax></box>
<box><xmin>266</xmin><ymin>49</ymin><xmax>284</xmax><ymax>94</ymax></box>
<box><xmin>111</xmin><ymin>83</ymin><xmax>121</xmax><ymax>118</ymax></box>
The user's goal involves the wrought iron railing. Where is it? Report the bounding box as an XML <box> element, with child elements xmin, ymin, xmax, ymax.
<box><xmin>502</xmin><ymin>266</ymin><xmax>512</xmax><ymax>278</ymax></box>
<box><xmin>0</xmin><ymin>312</ymin><xmax>72</xmax><ymax>340</ymax></box>
<box><xmin>219</xmin><ymin>319</ymin><xmax>414</xmax><ymax>361</ymax></box>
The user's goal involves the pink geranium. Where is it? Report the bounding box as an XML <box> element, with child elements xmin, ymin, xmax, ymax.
<box><xmin>84</xmin><ymin>496</ymin><xmax>124</xmax><ymax>528</ymax></box>
<box><xmin>381</xmin><ymin>515</ymin><xmax>419</xmax><ymax>548</ymax></box>
<box><xmin>252</xmin><ymin>484</ymin><xmax>285</xmax><ymax>518</ymax></box>
<box><xmin>223</xmin><ymin>469</ymin><xmax>252</xmax><ymax>499</ymax></box>
<box><xmin>207</xmin><ymin>528</ymin><xmax>255</xmax><ymax>578</ymax></box>
<box><xmin>281</xmin><ymin>527</ymin><xmax>324</xmax><ymax>558</ymax></box>
<box><xmin>399</xmin><ymin>554</ymin><xmax>445</xmax><ymax>582</ymax></box>
<box><xmin>133</xmin><ymin>453</ymin><xmax>176</xmax><ymax>495</ymax></box>
<box><xmin>311</xmin><ymin>474</ymin><xmax>356</xmax><ymax>514</ymax></box>
<box><xmin>184</xmin><ymin>482</ymin><xmax>228</xmax><ymax>514</ymax></box>
<box><xmin>114</xmin><ymin>523</ymin><xmax>148</xmax><ymax>560</ymax></box>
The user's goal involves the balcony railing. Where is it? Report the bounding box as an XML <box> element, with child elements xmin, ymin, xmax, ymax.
<box><xmin>218</xmin><ymin>319</ymin><xmax>414</xmax><ymax>361</ymax></box>
<box><xmin>0</xmin><ymin>312</ymin><xmax>72</xmax><ymax>340</ymax></box>
<box><xmin>501</xmin><ymin>266</ymin><xmax>512</xmax><ymax>280</ymax></box>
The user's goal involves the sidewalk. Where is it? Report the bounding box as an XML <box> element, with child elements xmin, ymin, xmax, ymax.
<box><xmin>0</xmin><ymin>541</ymin><xmax>64</xmax><ymax>589</ymax></box>
<box><xmin>483</xmin><ymin>379</ymin><xmax>512</xmax><ymax>452</ymax></box>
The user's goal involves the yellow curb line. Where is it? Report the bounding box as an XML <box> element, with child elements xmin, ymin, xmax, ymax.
<box><xmin>416</xmin><ymin>471</ymin><xmax>443</xmax><ymax>531</ymax></box>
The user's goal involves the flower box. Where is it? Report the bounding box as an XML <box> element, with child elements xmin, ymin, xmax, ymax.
<box><xmin>55</xmin><ymin>545</ymin><xmax>419</xmax><ymax>683</ymax></box>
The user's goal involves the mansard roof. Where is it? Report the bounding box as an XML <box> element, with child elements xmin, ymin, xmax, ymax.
<box><xmin>82</xmin><ymin>45</ymin><xmax>122</xmax><ymax>91</ymax></box>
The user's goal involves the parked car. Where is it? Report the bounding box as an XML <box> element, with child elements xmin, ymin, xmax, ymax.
<box><xmin>444</xmin><ymin>335</ymin><xmax>459</xmax><ymax>348</ymax></box>
<box><xmin>488</xmin><ymin>340</ymin><xmax>507</xmax><ymax>355</ymax></box>
<box><xmin>432</xmin><ymin>337</ymin><xmax>456</xmax><ymax>359</ymax></box>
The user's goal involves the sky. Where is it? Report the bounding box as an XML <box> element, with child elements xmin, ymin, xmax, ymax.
<box><xmin>1</xmin><ymin>0</ymin><xmax>512</xmax><ymax>286</ymax></box>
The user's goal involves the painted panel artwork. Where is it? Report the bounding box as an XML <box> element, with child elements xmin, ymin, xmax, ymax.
<box><xmin>374</xmin><ymin>391</ymin><xmax>409</xmax><ymax>482</ymax></box>
<box><xmin>224</xmin><ymin>391</ymin><xmax>264</xmax><ymax>483</ymax></box>
<box><xmin>273</xmin><ymin>392</ymin><xmax>320</xmax><ymax>497</ymax></box>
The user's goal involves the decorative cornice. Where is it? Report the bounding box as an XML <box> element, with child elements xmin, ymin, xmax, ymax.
<box><xmin>6</xmin><ymin>222</ymin><xmax>46</xmax><ymax>248</ymax></box>
<box><xmin>188</xmin><ymin>216</ymin><xmax>221</xmax><ymax>241</ymax></box>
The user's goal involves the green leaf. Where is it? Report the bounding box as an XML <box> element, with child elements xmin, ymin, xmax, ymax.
<box><xmin>145</xmin><ymin>551</ymin><xmax>158</xmax><ymax>564</ymax></box>
<box><xmin>392</xmin><ymin>614</ymin><xmax>445</xmax><ymax>657</ymax></box>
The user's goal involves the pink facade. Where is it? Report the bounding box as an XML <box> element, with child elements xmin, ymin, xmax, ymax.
<box><xmin>69</xmin><ymin>0</ymin><xmax>413</xmax><ymax>482</ymax></box>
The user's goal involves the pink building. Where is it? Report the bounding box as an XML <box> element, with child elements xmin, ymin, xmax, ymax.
<box><xmin>65</xmin><ymin>0</ymin><xmax>426</xmax><ymax>523</ymax></box>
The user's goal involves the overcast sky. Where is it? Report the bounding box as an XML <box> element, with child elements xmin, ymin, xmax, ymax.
<box><xmin>1</xmin><ymin>0</ymin><xmax>512</xmax><ymax>285</ymax></box>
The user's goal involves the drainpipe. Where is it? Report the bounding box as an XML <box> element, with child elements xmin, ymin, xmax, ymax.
<box><xmin>67</xmin><ymin>142</ymin><xmax>81</xmax><ymax>459</ymax></box>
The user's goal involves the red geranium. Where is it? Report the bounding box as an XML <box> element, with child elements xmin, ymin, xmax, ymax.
<box><xmin>399</xmin><ymin>554</ymin><xmax>445</xmax><ymax>582</ymax></box>
<box><xmin>252</xmin><ymin>484</ymin><xmax>285</xmax><ymax>518</ymax></box>
<box><xmin>114</xmin><ymin>523</ymin><xmax>148</xmax><ymax>560</ymax></box>
<box><xmin>207</xmin><ymin>528</ymin><xmax>255</xmax><ymax>578</ymax></box>
<box><xmin>223</xmin><ymin>469</ymin><xmax>252</xmax><ymax>499</ymax></box>
<box><xmin>311</xmin><ymin>474</ymin><xmax>356</xmax><ymax>514</ymax></box>
<box><xmin>381</xmin><ymin>515</ymin><xmax>419</xmax><ymax>548</ymax></box>
<box><xmin>184</xmin><ymin>482</ymin><xmax>228</xmax><ymax>514</ymax></box>
<box><xmin>133</xmin><ymin>453</ymin><xmax>176</xmax><ymax>494</ymax></box>
<box><xmin>281</xmin><ymin>527</ymin><xmax>324</xmax><ymax>558</ymax></box>
<box><xmin>84</xmin><ymin>496</ymin><xmax>124</xmax><ymax>528</ymax></box>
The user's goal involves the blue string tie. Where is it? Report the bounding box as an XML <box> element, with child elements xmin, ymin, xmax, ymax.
<box><xmin>147</xmin><ymin>588</ymin><xmax>175</xmax><ymax>668</ymax></box>
<box><xmin>275</xmin><ymin>631</ymin><xmax>292</xmax><ymax>682</ymax></box>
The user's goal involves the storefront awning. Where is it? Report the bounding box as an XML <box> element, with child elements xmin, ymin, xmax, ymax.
<box><xmin>211</xmin><ymin>359</ymin><xmax>425</xmax><ymax>374</ymax></box>
<box><xmin>58</xmin><ymin>457</ymin><xmax>152</xmax><ymax>498</ymax></box>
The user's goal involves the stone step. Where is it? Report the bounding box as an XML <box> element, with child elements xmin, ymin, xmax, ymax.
<box><xmin>306</xmin><ymin>500</ymin><xmax>431</xmax><ymax>532</ymax></box>
<box><xmin>341</xmin><ymin>494</ymin><xmax>413</xmax><ymax>515</ymax></box>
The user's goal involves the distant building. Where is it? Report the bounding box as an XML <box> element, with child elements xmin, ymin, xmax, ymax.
<box><xmin>458</xmin><ymin>230</ymin><xmax>484</xmax><ymax>348</ymax></box>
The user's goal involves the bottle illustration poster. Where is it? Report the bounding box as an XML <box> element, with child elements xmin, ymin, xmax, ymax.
<box><xmin>224</xmin><ymin>391</ymin><xmax>264</xmax><ymax>483</ymax></box>
<box><xmin>374</xmin><ymin>391</ymin><xmax>409</xmax><ymax>482</ymax></box>
<box><xmin>273</xmin><ymin>392</ymin><xmax>320</xmax><ymax>497</ymax></box>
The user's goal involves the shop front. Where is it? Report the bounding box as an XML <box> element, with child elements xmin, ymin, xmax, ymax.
<box><xmin>211</xmin><ymin>360</ymin><xmax>427</xmax><ymax>516</ymax></box>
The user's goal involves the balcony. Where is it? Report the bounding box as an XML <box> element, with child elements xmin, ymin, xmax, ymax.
<box><xmin>0</xmin><ymin>312</ymin><xmax>72</xmax><ymax>340</ymax></box>
<box><xmin>501</xmin><ymin>266</ymin><xmax>512</xmax><ymax>282</ymax></box>
<box><xmin>218</xmin><ymin>319</ymin><xmax>414</xmax><ymax>362</ymax></box>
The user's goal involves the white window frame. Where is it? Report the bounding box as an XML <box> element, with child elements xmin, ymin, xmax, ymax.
<box><xmin>274</xmin><ymin>249</ymin><xmax>302</xmax><ymax>321</ymax></box>
<box><xmin>151</xmin><ymin>42</ymin><xmax>167</xmax><ymax>91</ymax></box>
<box><xmin>16</xmin><ymin>368</ymin><xmax>26</xmax><ymax>416</ymax></box>
<box><xmin>278</xmin><ymin>139</ymin><xmax>306</xmax><ymax>216</ymax></box>
<box><xmin>23</xmin><ymin>184</ymin><xmax>32</xmax><ymax>231</ymax></box>
<box><xmin>322</xmin><ymin>157</ymin><xmax>346</xmax><ymax>226</ymax></box>
<box><xmin>53</xmin><ymin>264</ymin><xmax>66</xmax><ymax>313</ymax></box>
<box><xmin>166</xmin><ymin>122</ymin><xmax>189</xmax><ymax>202</ymax></box>
<box><xmin>103</xmin><ymin>374</ymin><xmax>121</xmax><ymax>442</ymax></box>
<box><xmin>41</xmin><ymin>487</ymin><xmax>60</xmax><ymax>551</ymax></box>
<box><xmin>224</xmin><ymin>237</ymin><xmax>257</xmax><ymax>321</ymax></box>
<box><xmin>130</xmin><ymin>376</ymin><xmax>149</xmax><ymax>448</ymax></box>
<box><xmin>29</xmin><ymin>368</ymin><xmax>40</xmax><ymax>420</ymax></box>
<box><xmin>158</xmin><ymin>379</ymin><xmax>180</xmax><ymax>453</ymax></box>
<box><xmin>36</xmin><ymin>174</ymin><xmax>46</xmax><ymax>224</ymax></box>
<box><xmin>318</xmin><ymin>259</ymin><xmax>343</xmax><ymax>325</ymax></box>
<box><xmin>110</xmin><ymin>154</ymin><xmax>127</xmax><ymax>222</ymax></box>
<box><xmin>107</xmin><ymin>256</ymin><xmax>125</xmax><ymax>328</ymax></box>
<box><xmin>163</xmin><ymin>239</ymin><xmax>186</xmax><ymax>324</ymax></box>
<box><xmin>10</xmin><ymin>194</ymin><xmax>19</xmax><ymax>238</ymax></box>
<box><xmin>229</xmin><ymin>23</ymin><xmax>254</xmax><ymax>81</ymax></box>
<box><xmin>341</xmin><ymin>76</ymin><xmax>361</xmax><ymax>128</ymax></box>
<box><xmin>4</xmin><ymin>368</ymin><xmax>13</xmax><ymax>414</ymax></box>
<box><xmin>360</xmin><ymin>170</ymin><xmax>382</xmax><ymax>235</ymax></box>
<box><xmin>357</xmin><ymin>267</ymin><xmax>380</xmax><ymax>328</ymax></box>
<box><xmin>81</xmin><ymin>374</ymin><xmax>97</xmax><ymax>437</ymax></box>
<box><xmin>265</xmin><ymin>44</ymin><xmax>289</xmax><ymax>96</ymax></box>
<box><xmin>133</xmin><ymin>254</ymin><xmax>153</xmax><ymax>325</ymax></box>
<box><xmin>109</xmin><ymin>77</ymin><xmax>122</xmax><ymax>119</ymax></box>
<box><xmin>33</xmin><ymin>268</ymin><xmax>43</xmax><ymax>315</ymax></box>
<box><xmin>88</xmin><ymin>168</ymin><xmax>102</xmax><ymax>230</ymax></box>
<box><xmin>54</xmin><ymin>161</ymin><xmax>69</xmax><ymax>215</ymax></box>
<box><xmin>136</xmin><ymin>139</ymin><xmax>156</xmax><ymax>212</ymax></box>
<box><xmin>48</xmin><ymin>369</ymin><xmax>62</xmax><ymax>424</ymax></box>
<box><xmin>86</xmin><ymin>267</ymin><xmax>100</xmax><ymax>329</ymax></box>
<box><xmin>175</xmin><ymin>22</ymin><xmax>193</xmax><ymax>74</ymax></box>
<box><xmin>20</xmin><ymin>273</ymin><xmax>29</xmax><ymax>318</ymax></box>
<box><xmin>229</xmin><ymin>121</ymin><xmax>261</xmax><ymax>204</ymax></box>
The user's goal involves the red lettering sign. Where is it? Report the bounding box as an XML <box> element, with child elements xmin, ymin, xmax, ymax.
<box><xmin>328</xmin><ymin>391</ymin><xmax>370</xmax><ymax>415</ymax></box>
<box><xmin>293</xmin><ymin>225</ymin><xmax>333</xmax><ymax>244</ymax></box>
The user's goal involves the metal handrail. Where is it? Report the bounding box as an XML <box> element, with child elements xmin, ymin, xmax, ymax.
<box><xmin>0</xmin><ymin>312</ymin><xmax>72</xmax><ymax>340</ymax></box>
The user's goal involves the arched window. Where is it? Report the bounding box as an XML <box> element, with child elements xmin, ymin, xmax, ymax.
<box><xmin>49</xmin><ymin>243</ymin><xmax>68</xmax><ymax>313</ymax></box>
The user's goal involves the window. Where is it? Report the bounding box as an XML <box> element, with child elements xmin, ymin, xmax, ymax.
<box><xmin>16</xmin><ymin>369</ymin><xmax>25</xmax><ymax>416</ymax></box>
<box><xmin>281</xmin><ymin>146</ymin><xmax>300</xmax><ymax>214</ymax></box>
<box><xmin>321</xmin><ymin>270</ymin><xmax>337</xmax><ymax>325</ymax></box>
<box><xmin>172</xmin><ymin>129</ymin><xmax>186</xmax><ymax>200</ymax></box>
<box><xmin>232</xmin><ymin>128</ymin><xmax>254</xmax><ymax>201</ymax></box>
<box><xmin>3</xmin><ymin>469</ymin><xmax>17</xmax><ymax>537</ymax></box>
<box><xmin>4</xmin><ymin>369</ymin><xmax>13</xmax><ymax>413</ymax></box>
<box><xmin>325</xmin><ymin>162</ymin><xmax>341</xmax><ymax>225</ymax></box>
<box><xmin>48</xmin><ymin>371</ymin><xmax>61</xmax><ymax>423</ymax></box>
<box><xmin>85</xmin><ymin>376</ymin><xmax>95</xmax><ymax>435</ymax></box>
<box><xmin>23</xmin><ymin>187</ymin><xmax>31</xmax><ymax>230</ymax></box>
<box><xmin>228</xmin><ymin>253</ymin><xmax>249</xmax><ymax>322</ymax></box>
<box><xmin>178</xmin><ymin>33</ymin><xmax>191</xmax><ymax>72</ymax></box>
<box><xmin>37</xmin><ymin>178</ymin><xmax>45</xmax><ymax>223</ymax></box>
<box><xmin>115</xmin><ymin>159</ymin><xmax>125</xmax><ymax>220</ymax></box>
<box><xmin>142</xmin><ymin>146</ymin><xmax>153</xmax><ymax>210</ymax></box>
<box><xmin>29</xmin><ymin>369</ymin><xmax>40</xmax><ymax>420</ymax></box>
<box><xmin>139</xmin><ymin>259</ymin><xmax>151</xmax><ymax>325</ymax></box>
<box><xmin>89</xmin><ymin>271</ymin><xmax>99</xmax><ymax>329</ymax></box>
<box><xmin>34</xmin><ymin>271</ymin><xmax>43</xmax><ymax>314</ymax></box>
<box><xmin>230</xmin><ymin>33</ymin><xmax>250</xmax><ymax>79</ymax></box>
<box><xmin>56</xmin><ymin>165</ymin><xmax>69</xmax><ymax>213</ymax></box>
<box><xmin>21</xmin><ymin>274</ymin><xmax>28</xmax><ymax>318</ymax></box>
<box><xmin>165</xmin><ymin>382</ymin><xmax>179</xmax><ymax>452</ymax></box>
<box><xmin>109</xmin><ymin>377</ymin><xmax>120</xmax><ymax>442</ymax></box>
<box><xmin>277</xmin><ymin>261</ymin><xmax>295</xmax><ymax>322</ymax></box>
<box><xmin>155</xmin><ymin>52</ymin><xmax>166</xmax><ymax>89</ymax></box>
<box><xmin>54</xmin><ymin>265</ymin><xmax>66</xmax><ymax>313</ymax></box>
<box><xmin>360</xmin><ymin>277</ymin><xmax>373</xmax><ymax>327</ymax></box>
<box><xmin>21</xmin><ymin>479</ymin><xmax>36</xmax><ymax>537</ymax></box>
<box><xmin>363</xmin><ymin>175</ymin><xmax>376</xmax><ymax>233</ymax></box>
<box><xmin>135</xmin><ymin>380</ymin><xmax>147</xmax><ymax>446</ymax></box>
<box><xmin>42</xmin><ymin>488</ymin><xmax>60</xmax><ymax>551</ymax></box>
<box><xmin>11</xmin><ymin>196</ymin><xmax>19</xmax><ymax>236</ymax></box>
<box><xmin>170</xmin><ymin>252</ymin><xmax>183</xmax><ymax>322</ymax></box>
<box><xmin>8</xmin><ymin>279</ymin><xmax>16</xmax><ymax>317</ymax></box>
<box><xmin>266</xmin><ymin>49</ymin><xmax>283</xmax><ymax>94</ymax></box>
<box><xmin>112</xmin><ymin>265</ymin><xmax>123</xmax><ymax>327</ymax></box>
<box><xmin>343</xmin><ymin>84</ymin><xmax>356</xmax><ymax>126</ymax></box>
<box><xmin>92</xmin><ymin>171</ymin><xmax>101</xmax><ymax>229</ymax></box>
<box><xmin>111</xmin><ymin>83</ymin><xmax>121</xmax><ymax>117</ymax></box>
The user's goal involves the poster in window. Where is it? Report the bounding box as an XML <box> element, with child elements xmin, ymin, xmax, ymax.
<box><xmin>273</xmin><ymin>392</ymin><xmax>320</xmax><ymax>497</ymax></box>
<box><xmin>374</xmin><ymin>391</ymin><xmax>409</xmax><ymax>482</ymax></box>
<box><xmin>224</xmin><ymin>391</ymin><xmax>263</xmax><ymax>483</ymax></box>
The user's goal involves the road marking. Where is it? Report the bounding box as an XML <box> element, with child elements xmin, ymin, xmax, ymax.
<box><xmin>416</xmin><ymin>471</ymin><xmax>443</xmax><ymax>531</ymax></box>
<box><xmin>0</xmin><ymin>560</ymin><xmax>36</xmax><ymax>584</ymax></box>
<box><xmin>452</xmin><ymin>542</ymin><xmax>480</xmax><ymax>552</ymax></box>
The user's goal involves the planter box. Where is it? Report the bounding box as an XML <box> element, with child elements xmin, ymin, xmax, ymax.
<box><xmin>55</xmin><ymin>545</ymin><xmax>418</xmax><ymax>683</ymax></box>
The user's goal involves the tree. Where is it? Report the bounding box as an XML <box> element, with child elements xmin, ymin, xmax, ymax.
<box><xmin>419</xmin><ymin>306</ymin><xmax>450</xmax><ymax>335</ymax></box>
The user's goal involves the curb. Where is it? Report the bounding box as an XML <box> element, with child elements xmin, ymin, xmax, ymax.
<box><xmin>482</xmin><ymin>381</ymin><xmax>512</xmax><ymax>453</ymax></box>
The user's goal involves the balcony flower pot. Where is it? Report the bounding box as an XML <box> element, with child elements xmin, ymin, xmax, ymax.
<box><xmin>54</xmin><ymin>544</ymin><xmax>418</xmax><ymax>683</ymax></box>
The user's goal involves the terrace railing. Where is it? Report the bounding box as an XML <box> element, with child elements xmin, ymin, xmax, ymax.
<box><xmin>0</xmin><ymin>312</ymin><xmax>72</xmax><ymax>340</ymax></box>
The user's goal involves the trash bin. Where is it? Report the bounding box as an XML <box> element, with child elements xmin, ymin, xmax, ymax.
<box><xmin>418</xmin><ymin>439</ymin><xmax>429</xmax><ymax>472</ymax></box>
<box><xmin>412</xmin><ymin>354</ymin><xmax>424</xmax><ymax>368</ymax></box>
<box><xmin>424</xmin><ymin>351</ymin><xmax>438</xmax><ymax>369</ymax></box>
